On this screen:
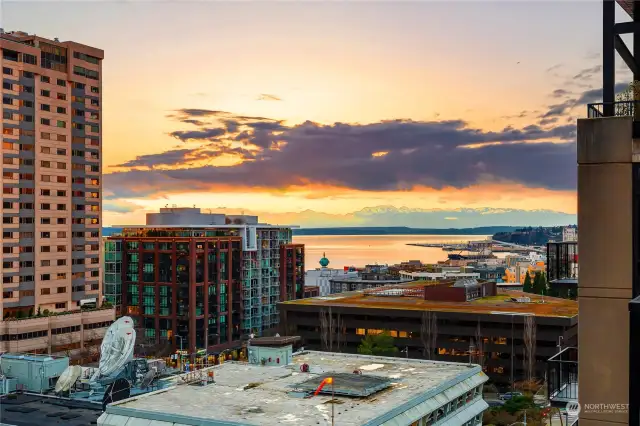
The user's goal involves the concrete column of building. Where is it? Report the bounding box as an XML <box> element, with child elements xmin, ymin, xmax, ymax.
<box><xmin>577</xmin><ymin>116</ymin><xmax>633</xmax><ymax>426</ymax></box>
<box><xmin>216</xmin><ymin>244</ymin><xmax>222</xmax><ymax>342</ymax></box>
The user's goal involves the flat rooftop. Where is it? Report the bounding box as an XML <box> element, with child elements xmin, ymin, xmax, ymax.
<box><xmin>100</xmin><ymin>351</ymin><xmax>486</xmax><ymax>426</ymax></box>
<box><xmin>0</xmin><ymin>393</ymin><xmax>102</xmax><ymax>426</ymax></box>
<box><xmin>282</xmin><ymin>283</ymin><xmax>578</xmax><ymax>318</ymax></box>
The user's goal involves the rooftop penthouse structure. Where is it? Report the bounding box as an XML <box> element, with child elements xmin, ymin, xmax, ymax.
<box><xmin>99</xmin><ymin>348</ymin><xmax>489</xmax><ymax>426</ymax></box>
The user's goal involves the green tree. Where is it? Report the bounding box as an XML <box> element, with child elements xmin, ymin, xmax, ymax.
<box><xmin>523</xmin><ymin>272</ymin><xmax>533</xmax><ymax>293</ymax></box>
<box><xmin>358</xmin><ymin>331</ymin><xmax>399</xmax><ymax>357</ymax></box>
<box><xmin>36</xmin><ymin>307</ymin><xmax>42</xmax><ymax>317</ymax></box>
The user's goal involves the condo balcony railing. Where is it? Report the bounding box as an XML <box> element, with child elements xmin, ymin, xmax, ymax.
<box><xmin>547</xmin><ymin>346</ymin><xmax>578</xmax><ymax>405</ymax></box>
<box><xmin>587</xmin><ymin>100</ymin><xmax>638</xmax><ymax>118</ymax></box>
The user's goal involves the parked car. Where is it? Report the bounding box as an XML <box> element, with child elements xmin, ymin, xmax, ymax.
<box><xmin>487</xmin><ymin>400</ymin><xmax>506</xmax><ymax>407</ymax></box>
<box><xmin>498</xmin><ymin>391</ymin><xmax>523</xmax><ymax>400</ymax></box>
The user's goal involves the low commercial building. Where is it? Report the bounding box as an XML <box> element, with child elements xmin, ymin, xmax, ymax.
<box><xmin>99</xmin><ymin>348</ymin><xmax>489</xmax><ymax>426</ymax></box>
<box><xmin>0</xmin><ymin>307</ymin><xmax>114</xmax><ymax>357</ymax></box>
<box><xmin>280</xmin><ymin>279</ymin><xmax>578</xmax><ymax>386</ymax></box>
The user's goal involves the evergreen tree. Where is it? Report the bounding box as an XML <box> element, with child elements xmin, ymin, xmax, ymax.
<box><xmin>358</xmin><ymin>331</ymin><xmax>399</xmax><ymax>357</ymax></box>
<box><xmin>523</xmin><ymin>272</ymin><xmax>533</xmax><ymax>293</ymax></box>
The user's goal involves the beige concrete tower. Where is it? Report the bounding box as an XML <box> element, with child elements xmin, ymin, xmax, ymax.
<box><xmin>577</xmin><ymin>116</ymin><xmax>633</xmax><ymax>426</ymax></box>
<box><xmin>1</xmin><ymin>31</ymin><xmax>103</xmax><ymax>317</ymax></box>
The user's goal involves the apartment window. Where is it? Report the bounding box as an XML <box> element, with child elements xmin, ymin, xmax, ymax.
<box><xmin>73</xmin><ymin>123</ymin><xmax>84</xmax><ymax>130</ymax></box>
<box><xmin>41</xmin><ymin>203</ymin><xmax>51</xmax><ymax>210</ymax></box>
<box><xmin>41</xmin><ymin>189</ymin><xmax>51</xmax><ymax>196</ymax></box>
<box><xmin>19</xmin><ymin>290</ymin><xmax>35</xmax><ymax>297</ymax></box>
<box><xmin>41</xmin><ymin>288</ymin><xmax>51</xmax><ymax>295</ymax></box>
<box><xmin>41</xmin><ymin>232</ymin><xmax>51</xmax><ymax>238</ymax></box>
<box><xmin>3</xmin><ymin>67</ymin><xmax>13</xmax><ymax>75</ymax></box>
<box><xmin>56</xmin><ymin>106</ymin><xmax>66</xmax><ymax>114</ymax></box>
<box><xmin>19</xmin><ymin>218</ymin><xmax>34</xmax><ymax>224</ymax></box>
<box><xmin>56</xmin><ymin>246</ymin><xmax>66</xmax><ymax>253</ymax></box>
<box><xmin>41</xmin><ymin>75</ymin><xmax>51</xmax><ymax>83</ymax></box>
<box><xmin>57</xmin><ymin>231</ymin><xmax>67</xmax><ymax>238</ymax></box>
<box><xmin>41</xmin><ymin>246</ymin><xmax>51</xmax><ymax>253</ymax></box>
<box><xmin>57</xmin><ymin>204</ymin><xmax>66</xmax><ymax>211</ymax></box>
<box><xmin>57</xmin><ymin>162</ymin><xmax>66</xmax><ymax>170</ymax></box>
<box><xmin>3</xmin><ymin>97</ymin><xmax>13</xmax><ymax>105</ymax></box>
<box><xmin>73</xmin><ymin>190</ymin><xmax>84</xmax><ymax>197</ymax></box>
<box><xmin>22</xmin><ymin>70</ymin><xmax>35</xmax><ymax>78</ymax></box>
<box><xmin>41</xmin><ymin>175</ymin><xmax>51</xmax><ymax>183</ymax></box>
<box><xmin>57</xmin><ymin>190</ymin><xmax>66</xmax><ymax>196</ymax></box>
<box><xmin>20</xmin><ymin>114</ymin><xmax>33</xmax><ymax>122</ymax></box>
<box><xmin>19</xmin><ymin>202</ymin><xmax>34</xmax><ymax>210</ymax></box>
<box><xmin>72</xmin><ymin>96</ymin><xmax>85</xmax><ymax>104</ymax></box>
<box><xmin>57</xmin><ymin>176</ymin><xmax>67</xmax><ymax>183</ymax></box>
<box><xmin>90</xmin><ymin>86</ymin><xmax>99</xmax><ymax>93</ymax></box>
<box><xmin>20</xmin><ymin>144</ymin><xmax>34</xmax><ymax>152</ymax></box>
<box><xmin>57</xmin><ymin>93</ymin><xmax>67</xmax><ymax>101</ymax></box>
<box><xmin>57</xmin><ymin>148</ymin><xmax>66</xmax><ymax>155</ymax></box>
<box><xmin>41</xmin><ymin>218</ymin><xmax>51</xmax><ymax>225</ymax></box>
<box><xmin>2</xmin><ymin>247</ymin><xmax>12</xmax><ymax>255</ymax></box>
<box><xmin>22</xmin><ymin>85</ymin><xmax>34</xmax><ymax>94</ymax></box>
<box><xmin>41</xmin><ymin>89</ymin><xmax>50</xmax><ymax>97</ymax></box>
<box><xmin>20</xmin><ymin>159</ymin><xmax>34</xmax><ymax>166</ymax></box>
<box><xmin>90</xmin><ymin>99</ymin><xmax>99</xmax><ymax>106</ymax></box>
<box><xmin>2</xmin><ymin>82</ymin><xmax>13</xmax><ymax>91</ymax></box>
<box><xmin>74</xmin><ymin>82</ymin><xmax>85</xmax><ymax>89</ymax></box>
<box><xmin>57</xmin><ymin>134</ymin><xmax>66</xmax><ymax>142</ymax></box>
<box><xmin>41</xmin><ymin>161</ymin><xmax>51</xmax><ymax>168</ymax></box>
<box><xmin>73</xmin><ymin>65</ymin><xmax>99</xmax><ymax>80</ymax></box>
<box><xmin>3</xmin><ymin>201</ymin><xmax>15</xmax><ymax>209</ymax></box>
<box><xmin>2</xmin><ymin>231</ymin><xmax>12</xmax><ymax>239</ymax></box>
<box><xmin>41</xmin><ymin>118</ymin><xmax>51</xmax><ymax>126</ymax></box>
<box><xmin>41</xmin><ymin>274</ymin><xmax>51</xmax><ymax>281</ymax></box>
<box><xmin>21</xmin><ymin>100</ymin><xmax>33</xmax><ymax>108</ymax></box>
<box><xmin>55</xmin><ymin>303</ymin><xmax>66</xmax><ymax>309</ymax></box>
<box><xmin>57</xmin><ymin>218</ymin><xmax>66</xmax><ymax>225</ymax></box>
<box><xmin>72</xmin><ymin>149</ymin><xmax>84</xmax><ymax>157</ymax></box>
<box><xmin>57</xmin><ymin>259</ymin><xmax>66</xmax><ymax>266</ymax></box>
<box><xmin>57</xmin><ymin>79</ymin><xmax>66</xmax><ymax>87</ymax></box>
<box><xmin>56</xmin><ymin>120</ymin><xmax>66</xmax><ymax>128</ymax></box>
<box><xmin>23</xmin><ymin>54</ymin><xmax>37</xmax><ymax>65</ymax></box>
<box><xmin>41</xmin><ymin>104</ymin><xmax>51</xmax><ymax>112</ymax></box>
<box><xmin>73</xmin><ymin>52</ymin><xmax>100</xmax><ymax>65</ymax></box>
<box><xmin>74</xmin><ymin>109</ymin><xmax>84</xmax><ymax>117</ymax></box>
<box><xmin>57</xmin><ymin>273</ymin><xmax>66</xmax><ymax>280</ymax></box>
<box><xmin>3</xmin><ymin>111</ymin><xmax>14</xmax><ymax>120</ymax></box>
<box><xmin>89</xmin><ymin>124</ymin><xmax>99</xmax><ymax>133</ymax></box>
<box><xmin>56</xmin><ymin>287</ymin><xmax>67</xmax><ymax>294</ymax></box>
<box><xmin>41</xmin><ymin>132</ymin><xmax>51</xmax><ymax>140</ymax></box>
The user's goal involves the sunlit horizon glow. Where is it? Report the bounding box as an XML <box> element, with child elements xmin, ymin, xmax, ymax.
<box><xmin>5</xmin><ymin>1</ymin><xmax>617</xmax><ymax>227</ymax></box>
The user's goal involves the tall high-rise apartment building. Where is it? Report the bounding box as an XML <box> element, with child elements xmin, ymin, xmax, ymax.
<box><xmin>1</xmin><ymin>31</ymin><xmax>103</xmax><ymax>319</ymax></box>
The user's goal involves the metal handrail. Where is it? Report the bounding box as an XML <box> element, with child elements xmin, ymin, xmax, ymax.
<box><xmin>587</xmin><ymin>100</ymin><xmax>639</xmax><ymax>118</ymax></box>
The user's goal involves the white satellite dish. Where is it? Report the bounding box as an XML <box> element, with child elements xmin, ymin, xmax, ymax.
<box><xmin>91</xmin><ymin>316</ymin><xmax>136</xmax><ymax>382</ymax></box>
<box><xmin>55</xmin><ymin>365</ymin><xmax>82</xmax><ymax>393</ymax></box>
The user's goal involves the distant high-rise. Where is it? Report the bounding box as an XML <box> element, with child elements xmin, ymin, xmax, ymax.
<box><xmin>1</xmin><ymin>31</ymin><xmax>108</xmax><ymax>354</ymax></box>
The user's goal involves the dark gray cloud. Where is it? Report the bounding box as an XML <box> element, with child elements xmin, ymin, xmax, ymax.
<box><xmin>257</xmin><ymin>94</ymin><xmax>282</xmax><ymax>101</ymax></box>
<box><xmin>169</xmin><ymin>128</ymin><xmax>227</xmax><ymax>142</ymax></box>
<box><xmin>105</xmin><ymin>111</ymin><xmax>577</xmax><ymax>199</ymax></box>
<box><xmin>573</xmin><ymin>65</ymin><xmax>602</xmax><ymax>80</ymax></box>
<box><xmin>551</xmin><ymin>89</ymin><xmax>571</xmax><ymax>98</ymax></box>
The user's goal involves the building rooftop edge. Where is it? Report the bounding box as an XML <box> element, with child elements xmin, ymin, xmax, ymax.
<box><xmin>115</xmin><ymin>224</ymin><xmax>300</xmax><ymax>229</ymax></box>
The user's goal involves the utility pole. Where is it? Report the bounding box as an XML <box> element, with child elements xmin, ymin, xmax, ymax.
<box><xmin>511</xmin><ymin>315</ymin><xmax>514</xmax><ymax>391</ymax></box>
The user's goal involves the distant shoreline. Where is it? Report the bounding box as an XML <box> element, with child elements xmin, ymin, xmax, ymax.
<box><xmin>292</xmin><ymin>226</ymin><xmax>519</xmax><ymax>236</ymax></box>
<box><xmin>102</xmin><ymin>225</ymin><xmax>522</xmax><ymax>237</ymax></box>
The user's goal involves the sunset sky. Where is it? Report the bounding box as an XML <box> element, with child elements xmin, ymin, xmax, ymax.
<box><xmin>3</xmin><ymin>1</ymin><xmax>634</xmax><ymax>227</ymax></box>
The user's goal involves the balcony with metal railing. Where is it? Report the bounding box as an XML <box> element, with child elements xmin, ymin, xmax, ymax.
<box><xmin>587</xmin><ymin>100</ymin><xmax>638</xmax><ymax>118</ymax></box>
<box><xmin>547</xmin><ymin>346</ymin><xmax>578</xmax><ymax>407</ymax></box>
